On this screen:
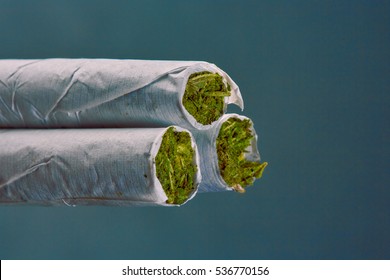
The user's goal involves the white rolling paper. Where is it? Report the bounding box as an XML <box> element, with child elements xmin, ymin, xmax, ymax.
<box><xmin>0</xmin><ymin>59</ymin><xmax>243</xmax><ymax>130</ymax></box>
<box><xmin>0</xmin><ymin>127</ymin><xmax>200</xmax><ymax>206</ymax></box>
<box><xmin>194</xmin><ymin>114</ymin><xmax>261</xmax><ymax>192</ymax></box>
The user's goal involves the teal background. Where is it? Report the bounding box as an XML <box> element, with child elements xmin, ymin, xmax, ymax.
<box><xmin>0</xmin><ymin>0</ymin><xmax>389</xmax><ymax>259</ymax></box>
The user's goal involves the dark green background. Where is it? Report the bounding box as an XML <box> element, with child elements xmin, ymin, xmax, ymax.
<box><xmin>0</xmin><ymin>0</ymin><xmax>389</xmax><ymax>259</ymax></box>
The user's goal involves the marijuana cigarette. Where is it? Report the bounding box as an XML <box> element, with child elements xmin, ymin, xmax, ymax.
<box><xmin>0</xmin><ymin>59</ymin><xmax>243</xmax><ymax>130</ymax></box>
<box><xmin>0</xmin><ymin>127</ymin><xmax>200</xmax><ymax>206</ymax></box>
<box><xmin>194</xmin><ymin>114</ymin><xmax>267</xmax><ymax>193</ymax></box>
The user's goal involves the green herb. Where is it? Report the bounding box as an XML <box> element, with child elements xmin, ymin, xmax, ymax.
<box><xmin>155</xmin><ymin>127</ymin><xmax>197</xmax><ymax>204</ymax></box>
<box><xmin>183</xmin><ymin>71</ymin><xmax>231</xmax><ymax>125</ymax></box>
<box><xmin>216</xmin><ymin>117</ymin><xmax>268</xmax><ymax>192</ymax></box>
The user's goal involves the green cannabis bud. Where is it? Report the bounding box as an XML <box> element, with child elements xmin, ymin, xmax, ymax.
<box><xmin>216</xmin><ymin>117</ymin><xmax>267</xmax><ymax>192</ymax></box>
<box><xmin>183</xmin><ymin>72</ymin><xmax>231</xmax><ymax>125</ymax></box>
<box><xmin>155</xmin><ymin>127</ymin><xmax>198</xmax><ymax>204</ymax></box>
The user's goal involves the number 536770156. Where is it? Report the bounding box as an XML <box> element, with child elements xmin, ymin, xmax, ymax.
<box><xmin>215</xmin><ymin>267</ymin><xmax>269</xmax><ymax>276</ymax></box>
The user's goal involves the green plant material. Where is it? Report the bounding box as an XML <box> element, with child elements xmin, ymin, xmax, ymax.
<box><xmin>183</xmin><ymin>71</ymin><xmax>231</xmax><ymax>125</ymax></box>
<box><xmin>155</xmin><ymin>127</ymin><xmax>197</xmax><ymax>204</ymax></box>
<box><xmin>216</xmin><ymin>117</ymin><xmax>268</xmax><ymax>192</ymax></box>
